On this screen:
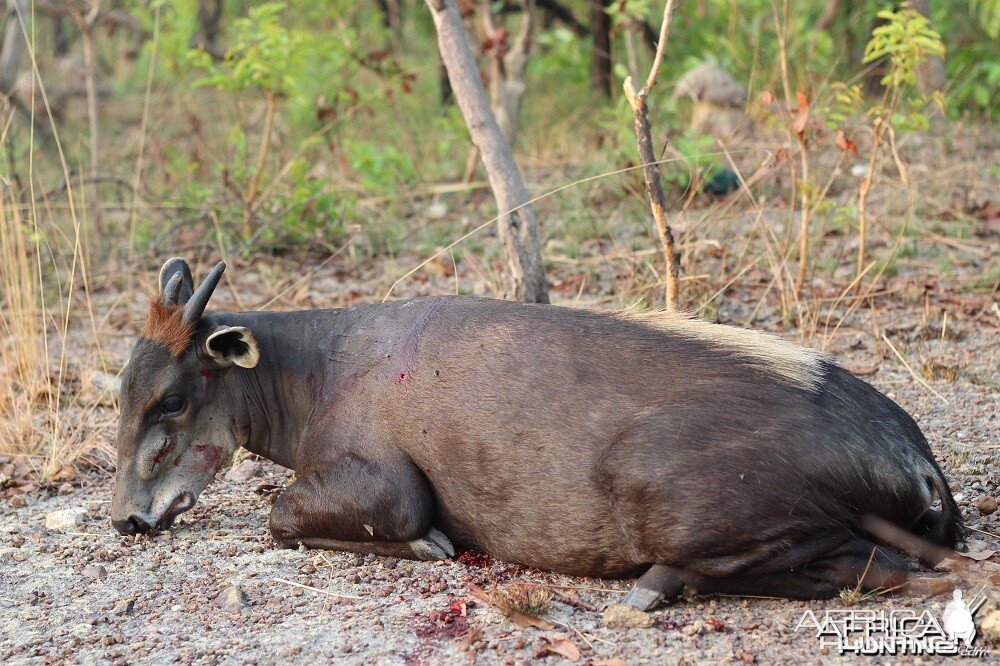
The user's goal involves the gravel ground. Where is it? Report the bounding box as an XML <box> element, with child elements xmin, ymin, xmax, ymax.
<box><xmin>2</xmin><ymin>307</ymin><xmax>999</xmax><ymax>665</ymax></box>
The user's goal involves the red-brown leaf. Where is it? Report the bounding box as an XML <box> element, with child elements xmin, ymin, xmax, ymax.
<box><xmin>835</xmin><ymin>129</ymin><xmax>858</xmax><ymax>155</ymax></box>
<box><xmin>792</xmin><ymin>91</ymin><xmax>810</xmax><ymax>137</ymax></box>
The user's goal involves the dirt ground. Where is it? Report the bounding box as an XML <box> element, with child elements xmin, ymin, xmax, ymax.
<box><xmin>1</xmin><ymin>257</ymin><xmax>999</xmax><ymax>664</ymax></box>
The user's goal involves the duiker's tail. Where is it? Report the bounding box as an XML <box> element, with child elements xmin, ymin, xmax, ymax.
<box><xmin>914</xmin><ymin>466</ymin><xmax>965</xmax><ymax>548</ymax></box>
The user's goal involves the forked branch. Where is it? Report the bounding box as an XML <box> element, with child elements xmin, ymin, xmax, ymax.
<box><xmin>624</xmin><ymin>0</ymin><xmax>680</xmax><ymax>310</ymax></box>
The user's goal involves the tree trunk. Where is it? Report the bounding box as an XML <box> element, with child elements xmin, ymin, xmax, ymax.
<box><xmin>0</xmin><ymin>0</ymin><xmax>27</xmax><ymax>96</ymax></box>
<box><xmin>197</xmin><ymin>0</ymin><xmax>224</xmax><ymax>52</ymax></box>
<box><xmin>485</xmin><ymin>0</ymin><xmax>534</xmax><ymax>146</ymax></box>
<box><xmin>589</xmin><ymin>0</ymin><xmax>612</xmax><ymax>97</ymax></box>
<box><xmin>426</xmin><ymin>0</ymin><xmax>549</xmax><ymax>303</ymax></box>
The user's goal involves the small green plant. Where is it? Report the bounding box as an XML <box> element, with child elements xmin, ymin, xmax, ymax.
<box><xmin>189</xmin><ymin>3</ymin><xmax>314</xmax><ymax>205</ymax></box>
<box><xmin>855</xmin><ymin>8</ymin><xmax>946</xmax><ymax>277</ymax></box>
<box><xmin>865</xmin><ymin>9</ymin><xmax>946</xmax><ymax>89</ymax></box>
<box><xmin>343</xmin><ymin>139</ymin><xmax>417</xmax><ymax>194</ymax></box>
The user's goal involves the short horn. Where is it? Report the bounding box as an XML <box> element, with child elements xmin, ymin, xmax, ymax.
<box><xmin>181</xmin><ymin>262</ymin><xmax>226</xmax><ymax>327</ymax></box>
<box><xmin>158</xmin><ymin>257</ymin><xmax>194</xmax><ymax>304</ymax></box>
<box><xmin>161</xmin><ymin>272</ymin><xmax>184</xmax><ymax>306</ymax></box>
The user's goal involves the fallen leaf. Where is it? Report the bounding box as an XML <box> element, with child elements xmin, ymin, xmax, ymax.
<box><xmin>961</xmin><ymin>542</ymin><xmax>996</xmax><ymax>561</ymax></box>
<box><xmin>51</xmin><ymin>465</ymin><xmax>76</xmax><ymax>483</ymax></box>
<box><xmin>541</xmin><ymin>638</ymin><xmax>580</xmax><ymax>661</ymax></box>
<box><xmin>844</xmin><ymin>361</ymin><xmax>880</xmax><ymax>376</ymax></box>
<box><xmin>511</xmin><ymin>612</ymin><xmax>554</xmax><ymax>630</ymax></box>
<box><xmin>468</xmin><ymin>584</ymin><xmax>491</xmax><ymax>604</ymax></box>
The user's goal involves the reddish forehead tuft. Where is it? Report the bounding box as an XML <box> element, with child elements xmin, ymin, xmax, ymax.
<box><xmin>141</xmin><ymin>299</ymin><xmax>193</xmax><ymax>356</ymax></box>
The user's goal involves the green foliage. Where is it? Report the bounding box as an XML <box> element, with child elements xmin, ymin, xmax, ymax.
<box><xmin>825</xmin><ymin>83</ymin><xmax>864</xmax><ymax>128</ymax></box>
<box><xmin>531</xmin><ymin>27</ymin><xmax>589</xmax><ymax>89</ymax></box>
<box><xmin>343</xmin><ymin>140</ymin><xmax>417</xmax><ymax>193</ymax></box>
<box><xmin>864</xmin><ymin>9</ymin><xmax>946</xmax><ymax>88</ymax></box>
<box><xmin>607</xmin><ymin>0</ymin><xmax>652</xmax><ymax>28</ymax></box>
<box><xmin>190</xmin><ymin>3</ymin><xmax>307</xmax><ymax>96</ymax></box>
<box><xmin>660</xmin><ymin>0</ymin><xmax>834</xmax><ymax>86</ymax></box>
<box><xmin>970</xmin><ymin>0</ymin><xmax>1000</xmax><ymax>38</ymax></box>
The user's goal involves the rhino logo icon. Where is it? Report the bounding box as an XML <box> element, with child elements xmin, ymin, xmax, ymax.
<box><xmin>943</xmin><ymin>588</ymin><xmax>986</xmax><ymax>647</ymax></box>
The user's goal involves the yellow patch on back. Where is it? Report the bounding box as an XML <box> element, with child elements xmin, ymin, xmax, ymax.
<box><xmin>614</xmin><ymin>310</ymin><xmax>827</xmax><ymax>390</ymax></box>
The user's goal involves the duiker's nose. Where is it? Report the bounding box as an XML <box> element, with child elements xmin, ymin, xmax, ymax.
<box><xmin>112</xmin><ymin>515</ymin><xmax>153</xmax><ymax>535</ymax></box>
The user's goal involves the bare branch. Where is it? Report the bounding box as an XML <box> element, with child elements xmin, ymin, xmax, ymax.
<box><xmin>625</xmin><ymin>0</ymin><xmax>680</xmax><ymax>310</ymax></box>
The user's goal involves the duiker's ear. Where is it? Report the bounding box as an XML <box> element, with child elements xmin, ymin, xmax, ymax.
<box><xmin>159</xmin><ymin>257</ymin><xmax>195</xmax><ymax>306</ymax></box>
<box><xmin>204</xmin><ymin>326</ymin><xmax>260</xmax><ymax>368</ymax></box>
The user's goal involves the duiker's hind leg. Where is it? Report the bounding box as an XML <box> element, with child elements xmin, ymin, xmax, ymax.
<box><xmin>622</xmin><ymin>539</ymin><xmax>908</xmax><ymax>610</ymax></box>
<box><xmin>699</xmin><ymin>538</ymin><xmax>909</xmax><ymax>600</ymax></box>
<box><xmin>622</xmin><ymin>564</ymin><xmax>698</xmax><ymax>611</ymax></box>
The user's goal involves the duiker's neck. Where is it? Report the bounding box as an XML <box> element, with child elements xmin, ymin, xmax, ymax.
<box><xmin>208</xmin><ymin>309</ymin><xmax>349</xmax><ymax>469</ymax></box>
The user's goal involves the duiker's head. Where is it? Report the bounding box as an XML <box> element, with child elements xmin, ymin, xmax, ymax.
<box><xmin>110</xmin><ymin>258</ymin><xmax>260</xmax><ymax>535</ymax></box>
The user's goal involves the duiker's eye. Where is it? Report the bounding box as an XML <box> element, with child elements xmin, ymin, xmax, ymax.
<box><xmin>161</xmin><ymin>396</ymin><xmax>185</xmax><ymax>415</ymax></box>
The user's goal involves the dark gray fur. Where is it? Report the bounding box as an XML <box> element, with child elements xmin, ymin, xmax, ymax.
<box><xmin>110</xmin><ymin>260</ymin><xmax>963</xmax><ymax>607</ymax></box>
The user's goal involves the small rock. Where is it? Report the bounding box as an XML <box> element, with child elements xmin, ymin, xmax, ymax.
<box><xmin>978</xmin><ymin>496</ymin><xmax>998</xmax><ymax>515</ymax></box>
<box><xmin>225</xmin><ymin>460</ymin><xmax>257</xmax><ymax>483</ymax></box>
<box><xmin>82</xmin><ymin>564</ymin><xmax>107</xmax><ymax>581</ymax></box>
<box><xmin>603</xmin><ymin>603</ymin><xmax>654</xmax><ymax>629</ymax></box>
<box><xmin>683</xmin><ymin>620</ymin><xmax>707</xmax><ymax>636</ymax></box>
<box><xmin>112</xmin><ymin>598</ymin><xmax>135</xmax><ymax>616</ymax></box>
<box><xmin>45</xmin><ymin>508</ymin><xmax>87</xmax><ymax>531</ymax></box>
<box><xmin>219</xmin><ymin>585</ymin><xmax>249</xmax><ymax>612</ymax></box>
<box><xmin>982</xmin><ymin>605</ymin><xmax>1000</xmax><ymax>646</ymax></box>
<box><xmin>89</xmin><ymin>371</ymin><xmax>122</xmax><ymax>396</ymax></box>
<box><xmin>425</xmin><ymin>202</ymin><xmax>448</xmax><ymax>220</ymax></box>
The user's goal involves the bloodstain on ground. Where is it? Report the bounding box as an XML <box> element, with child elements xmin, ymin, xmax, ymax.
<box><xmin>413</xmin><ymin>598</ymin><xmax>475</xmax><ymax>640</ymax></box>
<box><xmin>456</xmin><ymin>550</ymin><xmax>492</xmax><ymax>568</ymax></box>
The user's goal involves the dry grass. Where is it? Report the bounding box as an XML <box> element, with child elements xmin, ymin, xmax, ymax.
<box><xmin>0</xmin><ymin>11</ymin><xmax>116</xmax><ymax>477</ymax></box>
<box><xmin>487</xmin><ymin>583</ymin><xmax>553</xmax><ymax>618</ymax></box>
<box><xmin>920</xmin><ymin>359</ymin><xmax>963</xmax><ymax>382</ymax></box>
<box><xmin>0</xmin><ymin>183</ymin><xmax>51</xmax><ymax>459</ymax></box>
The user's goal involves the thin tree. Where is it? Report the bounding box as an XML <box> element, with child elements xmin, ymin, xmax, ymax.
<box><xmin>426</xmin><ymin>0</ymin><xmax>549</xmax><ymax>304</ymax></box>
<box><xmin>589</xmin><ymin>0</ymin><xmax>613</xmax><ymax>97</ymax></box>
<box><xmin>623</xmin><ymin>0</ymin><xmax>680</xmax><ymax>310</ymax></box>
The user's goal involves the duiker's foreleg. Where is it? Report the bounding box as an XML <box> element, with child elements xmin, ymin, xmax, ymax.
<box><xmin>268</xmin><ymin>452</ymin><xmax>454</xmax><ymax>561</ymax></box>
<box><xmin>288</xmin><ymin>530</ymin><xmax>455</xmax><ymax>561</ymax></box>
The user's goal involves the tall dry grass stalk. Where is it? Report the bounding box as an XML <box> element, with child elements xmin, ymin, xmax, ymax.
<box><xmin>0</xmin><ymin>181</ymin><xmax>53</xmax><ymax>460</ymax></box>
<box><xmin>0</xmin><ymin>3</ymin><xmax>114</xmax><ymax>477</ymax></box>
